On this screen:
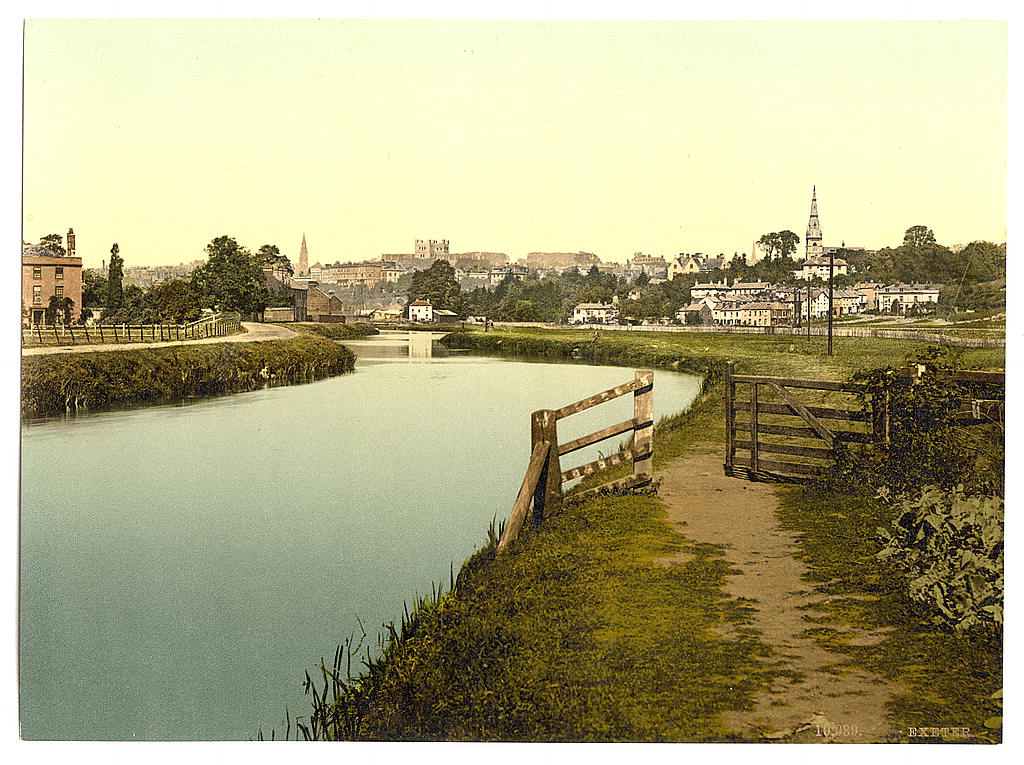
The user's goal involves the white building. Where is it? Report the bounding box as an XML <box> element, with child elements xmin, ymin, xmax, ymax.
<box><xmin>408</xmin><ymin>299</ymin><xmax>434</xmax><ymax>322</ymax></box>
<box><xmin>794</xmin><ymin>256</ymin><xmax>849</xmax><ymax>281</ymax></box>
<box><xmin>570</xmin><ymin>303</ymin><xmax>619</xmax><ymax>325</ymax></box>
<box><xmin>876</xmin><ymin>284</ymin><xmax>942</xmax><ymax>313</ymax></box>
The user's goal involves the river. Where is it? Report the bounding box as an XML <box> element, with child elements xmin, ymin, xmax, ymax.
<box><xmin>20</xmin><ymin>331</ymin><xmax>702</xmax><ymax>740</ymax></box>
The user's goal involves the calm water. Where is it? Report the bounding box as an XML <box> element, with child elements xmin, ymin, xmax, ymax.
<box><xmin>20</xmin><ymin>332</ymin><xmax>701</xmax><ymax>740</ymax></box>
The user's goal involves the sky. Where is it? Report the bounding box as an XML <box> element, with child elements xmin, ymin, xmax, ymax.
<box><xmin>21</xmin><ymin>19</ymin><xmax>1007</xmax><ymax>268</ymax></box>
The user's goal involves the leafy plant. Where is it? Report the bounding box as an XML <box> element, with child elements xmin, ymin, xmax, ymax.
<box><xmin>877</xmin><ymin>485</ymin><xmax>1003</xmax><ymax>635</ymax></box>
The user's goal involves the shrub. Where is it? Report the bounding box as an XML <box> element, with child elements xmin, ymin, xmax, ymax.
<box><xmin>877</xmin><ymin>485</ymin><xmax>1003</xmax><ymax>635</ymax></box>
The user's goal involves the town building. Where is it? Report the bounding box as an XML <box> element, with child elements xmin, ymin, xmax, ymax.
<box><xmin>668</xmin><ymin>255</ymin><xmax>702</xmax><ymax>279</ymax></box>
<box><xmin>675</xmin><ymin>299</ymin><xmax>714</xmax><ymax>326</ymax></box>
<box><xmin>22</xmin><ymin>228</ymin><xmax>83</xmax><ymax>326</ymax></box>
<box><xmin>875</xmin><ymin>284</ymin><xmax>942</xmax><ymax>313</ymax></box>
<box><xmin>414</xmin><ymin>239</ymin><xmax>449</xmax><ymax>260</ymax></box>
<box><xmin>317</xmin><ymin>261</ymin><xmax>384</xmax><ymax>288</ymax></box>
<box><xmin>794</xmin><ymin>256</ymin><xmax>849</xmax><ymax>281</ymax></box>
<box><xmin>570</xmin><ymin>302</ymin><xmax>619</xmax><ymax>325</ymax></box>
<box><xmin>853</xmin><ymin>283</ymin><xmax>884</xmax><ymax>311</ymax></box>
<box><xmin>408</xmin><ymin>299</ymin><xmax>434</xmax><ymax>322</ymax></box>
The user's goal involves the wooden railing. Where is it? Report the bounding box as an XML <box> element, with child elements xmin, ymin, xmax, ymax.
<box><xmin>497</xmin><ymin>370</ymin><xmax>655</xmax><ymax>553</ymax></box>
<box><xmin>22</xmin><ymin>312</ymin><xmax>242</xmax><ymax>347</ymax></box>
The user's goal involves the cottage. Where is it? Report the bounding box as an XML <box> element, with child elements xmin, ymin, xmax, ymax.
<box><xmin>570</xmin><ymin>302</ymin><xmax>619</xmax><ymax>325</ymax></box>
<box><xmin>433</xmin><ymin>309</ymin><xmax>461</xmax><ymax>324</ymax></box>
<box><xmin>676</xmin><ymin>299</ymin><xmax>714</xmax><ymax>326</ymax></box>
<box><xmin>794</xmin><ymin>256</ymin><xmax>849</xmax><ymax>281</ymax></box>
<box><xmin>408</xmin><ymin>299</ymin><xmax>434</xmax><ymax>322</ymax></box>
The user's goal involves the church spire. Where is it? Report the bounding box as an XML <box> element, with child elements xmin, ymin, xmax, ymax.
<box><xmin>805</xmin><ymin>186</ymin><xmax>823</xmax><ymax>259</ymax></box>
<box><xmin>298</xmin><ymin>233</ymin><xmax>309</xmax><ymax>276</ymax></box>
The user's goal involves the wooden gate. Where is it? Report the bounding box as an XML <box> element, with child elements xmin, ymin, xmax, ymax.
<box><xmin>723</xmin><ymin>362</ymin><xmax>1005</xmax><ymax>482</ymax></box>
<box><xmin>497</xmin><ymin>370</ymin><xmax>655</xmax><ymax>553</ymax></box>
<box><xmin>723</xmin><ymin>361</ymin><xmax>875</xmax><ymax>481</ymax></box>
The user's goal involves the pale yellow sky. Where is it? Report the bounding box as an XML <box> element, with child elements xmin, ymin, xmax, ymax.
<box><xmin>22</xmin><ymin>19</ymin><xmax>1006</xmax><ymax>268</ymax></box>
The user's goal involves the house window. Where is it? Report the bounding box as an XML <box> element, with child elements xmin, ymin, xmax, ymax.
<box><xmin>55</xmin><ymin>286</ymin><xmax>64</xmax><ymax>298</ymax></box>
<box><xmin>33</xmin><ymin>266</ymin><xmax>41</xmax><ymax>279</ymax></box>
<box><xmin>33</xmin><ymin>286</ymin><xmax>42</xmax><ymax>304</ymax></box>
<box><xmin>55</xmin><ymin>267</ymin><xmax>64</xmax><ymax>279</ymax></box>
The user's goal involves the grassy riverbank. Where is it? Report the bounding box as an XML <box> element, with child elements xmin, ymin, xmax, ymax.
<box><xmin>283</xmin><ymin>322</ymin><xmax>379</xmax><ymax>340</ymax></box>
<box><xmin>21</xmin><ymin>333</ymin><xmax>356</xmax><ymax>419</ymax></box>
<box><xmin>434</xmin><ymin>326</ymin><xmax>1003</xmax><ymax>741</ymax></box>
<box><xmin>273</xmin><ymin>325</ymin><xmax>1001</xmax><ymax>741</ymax></box>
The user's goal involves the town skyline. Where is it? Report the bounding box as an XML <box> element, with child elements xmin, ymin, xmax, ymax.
<box><xmin>23</xmin><ymin>20</ymin><xmax>1006</xmax><ymax>269</ymax></box>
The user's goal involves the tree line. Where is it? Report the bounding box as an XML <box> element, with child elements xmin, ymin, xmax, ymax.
<box><xmin>35</xmin><ymin>234</ymin><xmax>295</xmax><ymax>325</ymax></box>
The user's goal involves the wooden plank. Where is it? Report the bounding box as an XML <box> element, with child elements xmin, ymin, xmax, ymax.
<box><xmin>724</xmin><ymin>361</ymin><xmax>735</xmax><ymax>469</ymax></box>
<box><xmin>750</xmin><ymin>382</ymin><xmax>760</xmax><ymax>475</ymax></box>
<box><xmin>732</xmin><ymin>374</ymin><xmax>865</xmax><ymax>393</ymax></box>
<box><xmin>733</xmin><ymin>400</ymin><xmax>869</xmax><ymax>422</ymax></box>
<box><xmin>568</xmin><ymin>472</ymin><xmax>652</xmax><ymax>501</ymax></box>
<box><xmin>767</xmin><ymin>382</ymin><xmax>835</xmax><ymax>447</ymax></box>
<box><xmin>734</xmin><ymin>440</ymin><xmax>835</xmax><ymax>460</ymax></box>
<box><xmin>633</xmin><ymin>370</ymin><xmax>654</xmax><ymax>478</ymax></box>
<box><xmin>532</xmin><ymin>409</ymin><xmax>562</xmax><ymax>521</ymax></box>
<box><xmin>733</xmin><ymin>456</ymin><xmax>823</xmax><ymax>477</ymax></box>
<box><xmin>560</xmin><ymin>447</ymin><xmax>639</xmax><ymax>483</ymax></box>
<box><xmin>732</xmin><ymin>421</ymin><xmax>870</xmax><ymax>442</ymax></box>
<box><xmin>554</xmin><ymin>373</ymin><xmax>652</xmax><ymax>419</ymax></box>
<box><xmin>894</xmin><ymin>367</ymin><xmax>1004</xmax><ymax>384</ymax></box>
<box><xmin>558</xmin><ymin>418</ymin><xmax>637</xmax><ymax>456</ymax></box>
<box><xmin>497</xmin><ymin>441</ymin><xmax>550</xmax><ymax>554</ymax></box>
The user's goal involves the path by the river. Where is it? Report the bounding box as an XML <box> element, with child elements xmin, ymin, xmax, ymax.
<box><xmin>657</xmin><ymin>449</ymin><xmax>903</xmax><ymax>743</ymax></box>
<box><xmin>21</xmin><ymin>321</ymin><xmax>296</xmax><ymax>356</ymax></box>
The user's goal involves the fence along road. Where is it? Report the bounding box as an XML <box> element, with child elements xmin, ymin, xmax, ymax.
<box><xmin>21</xmin><ymin>321</ymin><xmax>296</xmax><ymax>356</ymax></box>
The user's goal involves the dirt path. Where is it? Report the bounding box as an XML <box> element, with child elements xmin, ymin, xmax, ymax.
<box><xmin>657</xmin><ymin>449</ymin><xmax>903</xmax><ymax>743</ymax></box>
<box><xmin>21</xmin><ymin>321</ymin><xmax>296</xmax><ymax>356</ymax></box>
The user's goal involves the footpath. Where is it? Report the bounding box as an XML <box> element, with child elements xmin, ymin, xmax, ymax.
<box><xmin>657</xmin><ymin>447</ymin><xmax>903</xmax><ymax>743</ymax></box>
<box><xmin>21</xmin><ymin>321</ymin><xmax>296</xmax><ymax>356</ymax></box>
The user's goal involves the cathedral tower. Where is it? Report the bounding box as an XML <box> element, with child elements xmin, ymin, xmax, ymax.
<box><xmin>805</xmin><ymin>186</ymin><xmax>823</xmax><ymax>259</ymax></box>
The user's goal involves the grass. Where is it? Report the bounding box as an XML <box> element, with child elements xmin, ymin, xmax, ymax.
<box><xmin>774</xmin><ymin>486</ymin><xmax>1002</xmax><ymax>744</ymax></box>
<box><xmin>284</xmin><ymin>322</ymin><xmax>379</xmax><ymax>340</ymax></box>
<box><xmin>21</xmin><ymin>333</ymin><xmax>356</xmax><ymax>419</ymax></box>
<box><xmin>274</xmin><ymin>489</ymin><xmax>783</xmax><ymax>741</ymax></box>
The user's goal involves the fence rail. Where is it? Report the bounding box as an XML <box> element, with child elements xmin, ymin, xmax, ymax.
<box><xmin>497</xmin><ymin>370</ymin><xmax>655</xmax><ymax>553</ymax></box>
<box><xmin>494</xmin><ymin>322</ymin><xmax>1005</xmax><ymax>348</ymax></box>
<box><xmin>22</xmin><ymin>312</ymin><xmax>242</xmax><ymax>348</ymax></box>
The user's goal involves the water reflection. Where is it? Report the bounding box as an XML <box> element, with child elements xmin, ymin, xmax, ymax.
<box><xmin>344</xmin><ymin>330</ymin><xmax>453</xmax><ymax>363</ymax></box>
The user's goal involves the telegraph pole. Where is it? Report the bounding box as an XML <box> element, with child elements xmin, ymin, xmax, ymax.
<box><xmin>827</xmin><ymin>249</ymin><xmax>835</xmax><ymax>356</ymax></box>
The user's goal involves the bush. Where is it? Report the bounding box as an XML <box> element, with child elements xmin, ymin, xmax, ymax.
<box><xmin>877</xmin><ymin>485</ymin><xmax>1003</xmax><ymax>635</ymax></box>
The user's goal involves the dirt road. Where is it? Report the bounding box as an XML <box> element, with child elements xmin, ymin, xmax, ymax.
<box><xmin>21</xmin><ymin>322</ymin><xmax>296</xmax><ymax>356</ymax></box>
<box><xmin>657</xmin><ymin>449</ymin><xmax>903</xmax><ymax>743</ymax></box>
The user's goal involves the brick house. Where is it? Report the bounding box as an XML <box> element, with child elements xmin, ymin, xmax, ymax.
<box><xmin>22</xmin><ymin>229</ymin><xmax>82</xmax><ymax>326</ymax></box>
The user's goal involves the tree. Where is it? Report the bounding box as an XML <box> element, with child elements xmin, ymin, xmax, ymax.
<box><xmin>191</xmin><ymin>235</ymin><xmax>269</xmax><ymax>315</ymax></box>
<box><xmin>146</xmin><ymin>279</ymin><xmax>202</xmax><ymax>324</ymax></box>
<box><xmin>44</xmin><ymin>295</ymin><xmax>74</xmax><ymax>325</ymax></box>
<box><xmin>82</xmin><ymin>270</ymin><xmax>108</xmax><ymax>307</ymax></box>
<box><xmin>407</xmin><ymin>259</ymin><xmax>460</xmax><ymax>311</ymax></box>
<box><xmin>903</xmin><ymin>225</ymin><xmax>936</xmax><ymax>249</ymax></box>
<box><xmin>39</xmin><ymin>234</ymin><xmax>65</xmax><ymax>257</ymax></box>
<box><xmin>757</xmin><ymin>231</ymin><xmax>801</xmax><ymax>261</ymax></box>
<box><xmin>255</xmin><ymin>244</ymin><xmax>293</xmax><ymax>275</ymax></box>
<box><xmin>106</xmin><ymin>243</ymin><xmax>124</xmax><ymax>311</ymax></box>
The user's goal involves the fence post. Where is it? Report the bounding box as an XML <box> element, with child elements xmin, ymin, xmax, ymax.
<box><xmin>530</xmin><ymin>409</ymin><xmax>562</xmax><ymax>521</ymax></box>
<box><xmin>99</xmin><ymin>325</ymin><xmax>105</xmax><ymax>343</ymax></box>
<box><xmin>633</xmin><ymin>370</ymin><xmax>654</xmax><ymax>480</ymax></box>
<box><xmin>725</xmin><ymin>361</ymin><xmax>735</xmax><ymax>472</ymax></box>
<box><xmin>750</xmin><ymin>382</ymin><xmax>760</xmax><ymax>479</ymax></box>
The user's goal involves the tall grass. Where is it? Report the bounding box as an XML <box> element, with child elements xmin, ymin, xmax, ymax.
<box><xmin>21</xmin><ymin>334</ymin><xmax>356</xmax><ymax>419</ymax></box>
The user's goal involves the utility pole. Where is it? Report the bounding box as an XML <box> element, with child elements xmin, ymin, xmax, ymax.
<box><xmin>806</xmin><ymin>284</ymin><xmax>811</xmax><ymax>340</ymax></box>
<box><xmin>827</xmin><ymin>249</ymin><xmax>835</xmax><ymax>356</ymax></box>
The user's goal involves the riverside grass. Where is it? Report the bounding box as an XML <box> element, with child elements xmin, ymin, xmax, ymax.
<box><xmin>433</xmin><ymin>326</ymin><xmax>1003</xmax><ymax>741</ymax></box>
<box><xmin>21</xmin><ymin>333</ymin><xmax>356</xmax><ymax>419</ymax></box>
<box><xmin>284</xmin><ymin>322</ymin><xmax>380</xmax><ymax>340</ymax></box>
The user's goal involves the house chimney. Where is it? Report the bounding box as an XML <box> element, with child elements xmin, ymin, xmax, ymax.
<box><xmin>66</xmin><ymin>228</ymin><xmax>76</xmax><ymax>258</ymax></box>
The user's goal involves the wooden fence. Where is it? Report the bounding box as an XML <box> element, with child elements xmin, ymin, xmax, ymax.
<box><xmin>724</xmin><ymin>362</ymin><xmax>1004</xmax><ymax>482</ymax></box>
<box><xmin>22</xmin><ymin>312</ymin><xmax>242</xmax><ymax>347</ymax></box>
<box><xmin>498</xmin><ymin>322</ymin><xmax>1005</xmax><ymax>349</ymax></box>
<box><xmin>497</xmin><ymin>370</ymin><xmax>655</xmax><ymax>553</ymax></box>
